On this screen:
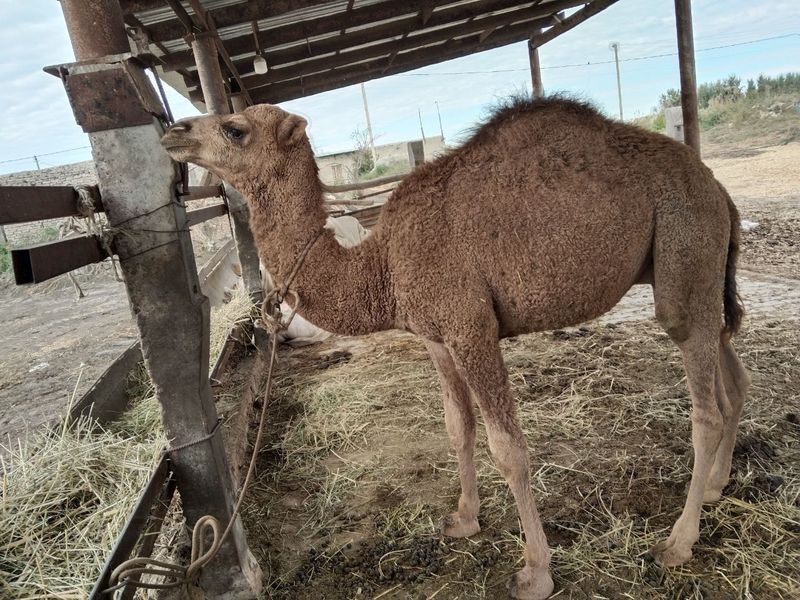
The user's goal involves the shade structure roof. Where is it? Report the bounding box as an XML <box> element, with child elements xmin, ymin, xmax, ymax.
<box><xmin>121</xmin><ymin>0</ymin><xmax>619</xmax><ymax>107</ymax></box>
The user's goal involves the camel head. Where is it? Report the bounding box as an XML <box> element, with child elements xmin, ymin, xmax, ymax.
<box><xmin>160</xmin><ymin>104</ymin><xmax>309</xmax><ymax>185</ymax></box>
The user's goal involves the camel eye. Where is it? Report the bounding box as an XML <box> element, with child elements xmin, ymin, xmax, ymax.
<box><xmin>223</xmin><ymin>125</ymin><xmax>244</xmax><ymax>141</ymax></box>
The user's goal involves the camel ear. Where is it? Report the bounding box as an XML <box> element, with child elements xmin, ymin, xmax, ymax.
<box><xmin>277</xmin><ymin>114</ymin><xmax>308</xmax><ymax>146</ymax></box>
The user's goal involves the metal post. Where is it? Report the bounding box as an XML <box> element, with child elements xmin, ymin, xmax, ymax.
<box><xmin>435</xmin><ymin>100</ymin><xmax>445</xmax><ymax>143</ymax></box>
<box><xmin>33</xmin><ymin>155</ymin><xmax>41</xmax><ymax>170</ymax></box>
<box><xmin>610</xmin><ymin>42</ymin><xmax>623</xmax><ymax>120</ymax></box>
<box><xmin>528</xmin><ymin>33</ymin><xmax>544</xmax><ymax>98</ymax></box>
<box><xmin>417</xmin><ymin>107</ymin><xmax>427</xmax><ymax>155</ymax></box>
<box><xmin>190</xmin><ymin>32</ymin><xmax>230</xmax><ymax>115</ymax></box>
<box><xmin>57</xmin><ymin>2</ymin><xmax>261</xmax><ymax>597</ymax></box>
<box><xmin>190</xmin><ymin>42</ymin><xmax>263</xmax><ymax>304</ymax></box>
<box><xmin>360</xmin><ymin>83</ymin><xmax>377</xmax><ymax>168</ymax></box>
<box><xmin>674</xmin><ymin>0</ymin><xmax>700</xmax><ymax>153</ymax></box>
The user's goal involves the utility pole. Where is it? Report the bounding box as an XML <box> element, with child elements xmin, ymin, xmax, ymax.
<box><xmin>435</xmin><ymin>101</ymin><xmax>445</xmax><ymax>143</ymax></box>
<box><xmin>33</xmin><ymin>155</ymin><xmax>41</xmax><ymax>170</ymax></box>
<box><xmin>360</xmin><ymin>83</ymin><xmax>377</xmax><ymax>168</ymax></box>
<box><xmin>528</xmin><ymin>31</ymin><xmax>544</xmax><ymax>98</ymax></box>
<box><xmin>418</xmin><ymin>107</ymin><xmax>427</xmax><ymax>155</ymax></box>
<box><xmin>609</xmin><ymin>42</ymin><xmax>623</xmax><ymax>120</ymax></box>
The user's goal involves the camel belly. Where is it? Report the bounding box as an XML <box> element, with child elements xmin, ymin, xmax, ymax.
<box><xmin>477</xmin><ymin>198</ymin><xmax>654</xmax><ymax>336</ymax></box>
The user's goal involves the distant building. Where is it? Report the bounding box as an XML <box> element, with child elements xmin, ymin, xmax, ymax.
<box><xmin>316</xmin><ymin>136</ymin><xmax>446</xmax><ymax>185</ymax></box>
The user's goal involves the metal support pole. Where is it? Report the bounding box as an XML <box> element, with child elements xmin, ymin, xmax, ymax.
<box><xmin>528</xmin><ymin>33</ymin><xmax>544</xmax><ymax>98</ymax></box>
<box><xmin>190</xmin><ymin>32</ymin><xmax>230</xmax><ymax>115</ymax></box>
<box><xmin>674</xmin><ymin>0</ymin><xmax>700</xmax><ymax>154</ymax></box>
<box><xmin>191</xmin><ymin>37</ymin><xmax>263</xmax><ymax>303</ymax></box>
<box><xmin>610</xmin><ymin>42</ymin><xmax>623</xmax><ymax>120</ymax></box>
<box><xmin>59</xmin><ymin>0</ymin><xmax>130</xmax><ymax>59</ymax></box>
<box><xmin>360</xmin><ymin>83</ymin><xmax>378</xmax><ymax>168</ymax></box>
<box><xmin>435</xmin><ymin>100</ymin><xmax>445</xmax><ymax>143</ymax></box>
<box><xmin>58</xmin><ymin>2</ymin><xmax>261</xmax><ymax>597</ymax></box>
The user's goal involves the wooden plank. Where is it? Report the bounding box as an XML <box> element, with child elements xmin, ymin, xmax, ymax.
<box><xmin>186</xmin><ymin>202</ymin><xmax>228</xmax><ymax>227</ymax></box>
<box><xmin>11</xmin><ymin>235</ymin><xmax>109</xmax><ymax>285</ymax></box>
<box><xmin>248</xmin><ymin>18</ymin><xmax>553</xmax><ymax>104</ymax></box>
<box><xmin>238</xmin><ymin>11</ymin><xmax>557</xmax><ymax>88</ymax></box>
<box><xmin>178</xmin><ymin>0</ymin><xmax>584</xmax><ymax>81</ymax></box>
<box><xmin>675</xmin><ymin>0</ymin><xmax>700</xmax><ymax>153</ymax></box>
<box><xmin>528</xmin><ymin>33</ymin><xmax>544</xmax><ymax>97</ymax></box>
<box><xmin>325</xmin><ymin>173</ymin><xmax>406</xmax><ymax>193</ymax></box>
<box><xmin>68</xmin><ymin>342</ymin><xmax>143</xmax><ymax>426</ymax></box>
<box><xmin>88</xmin><ymin>455</ymin><xmax>174</xmax><ymax>600</ymax></box>
<box><xmin>0</xmin><ymin>185</ymin><xmax>102</xmax><ymax>225</ymax></box>
<box><xmin>181</xmin><ymin>184</ymin><xmax>224</xmax><ymax>201</ymax></box>
<box><xmin>531</xmin><ymin>0</ymin><xmax>621</xmax><ymax>48</ymax></box>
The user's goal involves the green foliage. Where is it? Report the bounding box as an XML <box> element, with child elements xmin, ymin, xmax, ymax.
<box><xmin>0</xmin><ymin>243</ymin><xmax>10</xmax><ymax>273</ymax></box>
<box><xmin>659</xmin><ymin>88</ymin><xmax>681</xmax><ymax>109</ymax></box>
<box><xmin>697</xmin><ymin>75</ymin><xmax>742</xmax><ymax>108</ymax></box>
<box><xmin>652</xmin><ymin>111</ymin><xmax>666</xmax><ymax>131</ymax></box>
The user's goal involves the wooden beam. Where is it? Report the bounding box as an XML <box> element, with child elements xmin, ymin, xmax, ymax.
<box><xmin>238</xmin><ymin>11</ymin><xmax>556</xmax><ymax>89</ymax></box>
<box><xmin>325</xmin><ymin>173</ymin><xmax>406</xmax><ymax>193</ymax></box>
<box><xmin>186</xmin><ymin>202</ymin><xmax>228</xmax><ymax>227</ymax></box>
<box><xmin>250</xmin><ymin>18</ymin><xmax>554</xmax><ymax>104</ymax></box>
<box><xmin>0</xmin><ymin>185</ymin><xmax>102</xmax><ymax>225</ymax></box>
<box><xmin>12</xmin><ymin>235</ymin><xmax>109</xmax><ymax>285</ymax></box>
<box><xmin>674</xmin><ymin>0</ymin><xmax>700</xmax><ymax>153</ymax></box>
<box><xmin>532</xmin><ymin>0</ymin><xmax>621</xmax><ymax>48</ymax></box>
<box><xmin>68</xmin><ymin>342</ymin><xmax>143</xmax><ymax>426</ymax></box>
<box><xmin>181</xmin><ymin>184</ymin><xmax>224</xmax><ymax>201</ymax></box>
<box><xmin>145</xmin><ymin>0</ymin><xmax>458</xmax><ymax>43</ymax></box>
<box><xmin>88</xmin><ymin>455</ymin><xmax>175</xmax><ymax>600</ymax></box>
<box><xmin>173</xmin><ymin>0</ymin><xmax>584</xmax><ymax>78</ymax></box>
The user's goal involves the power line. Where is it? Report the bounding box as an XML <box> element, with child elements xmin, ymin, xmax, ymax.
<box><xmin>0</xmin><ymin>145</ymin><xmax>91</xmax><ymax>165</ymax></box>
<box><xmin>395</xmin><ymin>32</ymin><xmax>800</xmax><ymax>77</ymax></box>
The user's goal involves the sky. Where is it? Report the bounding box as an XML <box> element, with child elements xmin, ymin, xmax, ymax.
<box><xmin>0</xmin><ymin>0</ymin><xmax>799</xmax><ymax>173</ymax></box>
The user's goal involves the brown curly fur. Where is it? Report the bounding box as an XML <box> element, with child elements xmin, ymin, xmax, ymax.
<box><xmin>162</xmin><ymin>96</ymin><xmax>750</xmax><ymax>599</ymax></box>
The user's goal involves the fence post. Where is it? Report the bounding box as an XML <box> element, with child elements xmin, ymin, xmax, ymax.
<box><xmin>57</xmin><ymin>1</ymin><xmax>261</xmax><ymax>597</ymax></box>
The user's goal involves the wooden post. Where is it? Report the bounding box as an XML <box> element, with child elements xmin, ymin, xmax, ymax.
<box><xmin>58</xmin><ymin>1</ymin><xmax>261</xmax><ymax>597</ymax></box>
<box><xmin>674</xmin><ymin>0</ymin><xmax>700</xmax><ymax>154</ymax></box>
<box><xmin>528</xmin><ymin>32</ymin><xmax>544</xmax><ymax>98</ymax></box>
<box><xmin>190</xmin><ymin>36</ymin><xmax>263</xmax><ymax>303</ymax></box>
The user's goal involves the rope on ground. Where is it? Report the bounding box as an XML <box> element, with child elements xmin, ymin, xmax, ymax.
<box><xmin>104</xmin><ymin>229</ymin><xmax>324</xmax><ymax>596</ymax></box>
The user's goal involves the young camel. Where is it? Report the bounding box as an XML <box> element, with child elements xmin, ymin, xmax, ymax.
<box><xmin>161</xmin><ymin>97</ymin><xmax>750</xmax><ymax>599</ymax></box>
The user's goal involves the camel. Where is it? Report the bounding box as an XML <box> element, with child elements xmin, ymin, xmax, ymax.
<box><xmin>161</xmin><ymin>97</ymin><xmax>750</xmax><ymax>600</ymax></box>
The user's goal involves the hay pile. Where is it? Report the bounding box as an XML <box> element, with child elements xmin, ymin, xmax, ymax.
<box><xmin>0</xmin><ymin>381</ymin><xmax>164</xmax><ymax>599</ymax></box>
<box><xmin>0</xmin><ymin>286</ymin><xmax>253</xmax><ymax>599</ymax></box>
<box><xmin>244</xmin><ymin>317</ymin><xmax>800</xmax><ymax>600</ymax></box>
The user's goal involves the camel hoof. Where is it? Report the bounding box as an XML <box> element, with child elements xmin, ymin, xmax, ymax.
<box><xmin>650</xmin><ymin>538</ymin><xmax>692</xmax><ymax>567</ymax></box>
<box><xmin>703</xmin><ymin>487</ymin><xmax>723</xmax><ymax>503</ymax></box>
<box><xmin>506</xmin><ymin>567</ymin><xmax>554</xmax><ymax>600</ymax></box>
<box><xmin>440</xmin><ymin>513</ymin><xmax>480</xmax><ymax>538</ymax></box>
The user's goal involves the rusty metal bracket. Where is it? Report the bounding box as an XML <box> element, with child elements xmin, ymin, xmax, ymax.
<box><xmin>48</xmin><ymin>54</ymin><xmax>167</xmax><ymax>133</ymax></box>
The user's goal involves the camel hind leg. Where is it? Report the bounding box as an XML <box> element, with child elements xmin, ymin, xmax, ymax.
<box><xmin>704</xmin><ymin>340</ymin><xmax>750</xmax><ymax>502</ymax></box>
<box><xmin>425</xmin><ymin>340</ymin><xmax>481</xmax><ymax>538</ymax></box>
<box><xmin>650</xmin><ymin>198</ymin><xmax>731</xmax><ymax>566</ymax></box>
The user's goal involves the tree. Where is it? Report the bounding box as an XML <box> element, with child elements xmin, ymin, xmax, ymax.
<box><xmin>350</xmin><ymin>127</ymin><xmax>374</xmax><ymax>176</ymax></box>
<box><xmin>659</xmin><ymin>88</ymin><xmax>681</xmax><ymax>109</ymax></box>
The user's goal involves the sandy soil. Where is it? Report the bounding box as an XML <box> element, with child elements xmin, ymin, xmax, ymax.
<box><xmin>0</xmin><ymin>279</ymin><xmax>135</xmax><ymax>449</ymax></box>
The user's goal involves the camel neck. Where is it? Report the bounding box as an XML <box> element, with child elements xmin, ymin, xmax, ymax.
<box><xmin>236</xmin><ymin>167</ymin><xmax>396</xmax><ymax>336</ymax></box>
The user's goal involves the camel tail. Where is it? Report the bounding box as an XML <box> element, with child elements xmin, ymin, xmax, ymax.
<box><xmin>722</xmin><ymin>184</ymin><xmax>744</xmax><ymax>338</ymax></box>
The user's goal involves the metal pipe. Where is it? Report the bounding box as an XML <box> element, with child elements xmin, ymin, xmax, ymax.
<box><xmin>528</xmin><ymin>34</ymin><xmax>544</xmax><ymax>98</ymax></box>
<box><xmin>191</xmin><ymin>33</ymin><xmax>230</xmax><ymax>115</ymax></box>
<box><xmin>674</xmin><ymin>0</ymin><xmax>700</xmax><ymax>153</ymax></box>
<box><xmin>59</xmin><ymin>0</ymin><xmax>130</xmax><ymax>60</ymax></box>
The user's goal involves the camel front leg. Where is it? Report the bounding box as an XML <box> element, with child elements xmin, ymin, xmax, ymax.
<box><xmin>446</xmin><ymin>328</ymin><xmax>554</xmax><ymax>600</ymax></box>
<box><xmin>426</xmin><ymin>340</ymin><xmax>481</xmax><ymax>538</ymax></box>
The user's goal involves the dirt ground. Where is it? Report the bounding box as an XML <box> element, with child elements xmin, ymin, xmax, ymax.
<box><xmin>0</xmin><ymin>276</ymin><xmax>135</xmax><ymax>450</ymax></box>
